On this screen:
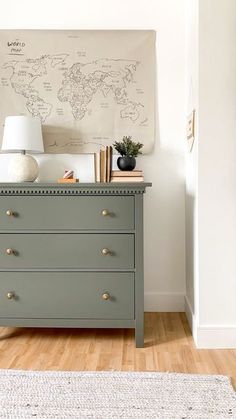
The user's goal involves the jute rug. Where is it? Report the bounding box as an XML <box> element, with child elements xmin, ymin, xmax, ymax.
<box><xmin>0</xmin><ymin>370</ymin><xmax>235</xmax><ymax>418</ymax></box>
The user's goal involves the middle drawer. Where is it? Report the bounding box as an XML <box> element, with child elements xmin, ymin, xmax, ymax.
<box><xmin>0</xmin><ymin>234</ymin><xmax>134</xmax><ymax>269</ymax></box>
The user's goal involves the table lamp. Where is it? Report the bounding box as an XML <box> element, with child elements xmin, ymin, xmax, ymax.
<box><xmin>1</xmin><ymin>115</ymin><xmax>44</xmax><ymax>182</ymax></box>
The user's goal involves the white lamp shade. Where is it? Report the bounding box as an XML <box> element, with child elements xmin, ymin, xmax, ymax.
<box><xmin>2</xmin><ymin>116</ymin><xmax>44</xmax><ymax>153</ymax></box>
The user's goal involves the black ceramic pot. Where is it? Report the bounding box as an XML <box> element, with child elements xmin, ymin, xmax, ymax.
<box><xmin>117</xmin><ymin>156</ymin><xmax>136</xmax><ymax>171</ymax></box>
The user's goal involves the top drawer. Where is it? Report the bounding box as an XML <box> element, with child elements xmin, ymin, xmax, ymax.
<box><xmin>0</xmin><ymin>196</ymin><xmax>134</xmax><ymax>231</ymax></box>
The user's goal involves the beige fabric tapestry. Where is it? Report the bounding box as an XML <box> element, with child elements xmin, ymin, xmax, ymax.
<box><xmin>0</xmin><ymin>30</ymin><xmax>155</xmax><ymax>153</ymax></box>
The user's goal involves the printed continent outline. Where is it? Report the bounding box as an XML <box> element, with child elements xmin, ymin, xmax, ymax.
<box><xmin>3</xmin><ymin>55</ymin><xmax>147</xmax><ymax>124</ymax></box>
<box><xmin>57</xmin><ymin>58</ymin><xmax>144</xmax><ymax>121</ymax></box>
<box><xmin>2</xmin><ymin>54</ymin><xmax>68</xmax><ymax>122</ymax></box>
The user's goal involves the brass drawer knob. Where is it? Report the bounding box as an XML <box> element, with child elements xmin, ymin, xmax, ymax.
<box><xmin>101</xmin><ymin>209</ymin><xmax>110</xmax><ymax>216</ymax></box>
<box><xmin>102</xmin><ymin>292</ymin><xmax>110</xmax><ymax>301</ymax></box>
<box><xmin>7</xmin><ymin>292</ymin><xmax>15</xmax><ymax>300</ymax></box>
<box><xmin>6</xmin><ymin>248</ymin><xmax>14</xmax><ymax>255</ymax></box>
<box><xmin>101</xmin><ymin>248</ymin><xmax>110</xmax><ymax>256</ymax></box>
<box><xmin>6</xmin><ymin>209</ymin><xmax>14</xmax><ymax>217</ymax></box>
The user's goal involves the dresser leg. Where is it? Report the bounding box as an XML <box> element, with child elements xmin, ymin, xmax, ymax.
<box><xmin>135</xmin><ymin>323</ymin><xmax>144</xmax><ymax>348</ymax></box>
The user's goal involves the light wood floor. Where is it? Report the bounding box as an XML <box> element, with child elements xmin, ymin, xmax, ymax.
<box><xmin>0</xmin><ymin>313</ymin><xmax>235</xmax><ymax>388</ymax></box>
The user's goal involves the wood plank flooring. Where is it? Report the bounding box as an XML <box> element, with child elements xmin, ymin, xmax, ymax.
<box><xmin>0</xmin><ymin>313</ymin><xmax>235</xmax><ymax>388</ymax></box>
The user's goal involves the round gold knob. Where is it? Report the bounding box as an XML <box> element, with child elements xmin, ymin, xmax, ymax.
<box><xmin>6</xmin><ymin>248</ymin><xmax>14</xmax><ymax>255</ymax></box>
<box><xmin>7</xmin><ymin>292</ymin><xmax>15</xmax><ymax>300</ymax></box>
<box><xmin>101</xmin><ymin>248</ymin><xmax>110</xmax><ymax>256</ymax></box>
<box><xmin>102</xmin><ymin>292</ymin><xmax>110</xmax><ymax>301</ymax></box>
<box><xmin>6</xmin><ymin>209</ymin><xmax>14</xmax><ymax>217</ymax></box>
<box><xmin>101</xmin><ymin>209</ymin><xmax>110</xmax><ymax>216</ymax></box>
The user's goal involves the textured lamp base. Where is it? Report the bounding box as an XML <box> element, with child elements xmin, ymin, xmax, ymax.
<box><xmin>8</xmin><ymin>154</ymin><xmax>39</xmax><ymax>182</ymax></box>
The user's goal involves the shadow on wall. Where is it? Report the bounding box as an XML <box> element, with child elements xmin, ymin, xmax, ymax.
<box><xmin>36</xmin><ymin>157</ymin><xmax>65</xmax><ymax>182</ymax></box>
<box><xmin>36</xmin><ymin>153</ymin><xmax>96</xmax><ymax>183</ymax></box>
<box><xmin>141</xmin><ymin>148</ymin><xmax>186</xmax><ymax>296</ymax></box>
<box><xmin>185</xmin><ymin>192</ymin><xmax>196</xmax><ymax>314</ymax></box>
<box><xmin>136</xmin><ymin>50</ymin><xmax>186</xmax><ymax>296</ymax></box>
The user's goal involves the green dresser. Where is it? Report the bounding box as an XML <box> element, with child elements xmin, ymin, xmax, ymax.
<box><xmin>0</xmin><ymin>182</ymin><xmax>151</xmax><ymax>347</ymax></box>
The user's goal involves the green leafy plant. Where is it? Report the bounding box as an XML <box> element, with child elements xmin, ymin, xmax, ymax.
<box><xmin>113</xmin><ymin>136</ymin><xmax>143</xmax><ymax>158</ymax></box>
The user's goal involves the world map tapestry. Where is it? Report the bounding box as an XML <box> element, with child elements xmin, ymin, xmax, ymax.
<box><xmin>0</xmin><ymin>30</ymin><xmax>155</xmax><ymax>153</ymax></box>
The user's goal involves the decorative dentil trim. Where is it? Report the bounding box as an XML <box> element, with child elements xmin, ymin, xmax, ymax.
<box><xmin>0</xmin><ymin>183</ymin><xmax>151</xmax><ymax>196</ymax></box>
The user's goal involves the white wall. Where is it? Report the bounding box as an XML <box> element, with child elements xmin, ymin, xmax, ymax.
<box><xmin>185</xmin><ymin>0</ymin><xmax>199</xmax><ymax>336</ymax></box>
<box><xmin>186</xmin><ymin>0</ymin><xmax>236</xmax><ymax>348</ymax></box>
<box><xmin>198</xmin><ymin>0</ymin><xmax>236</xmax><ymax>327</ymax></box>
<box><xmin>0</xmin><ymin>0</ymin><xmax>186</xmax><ymax>311</ymax></box>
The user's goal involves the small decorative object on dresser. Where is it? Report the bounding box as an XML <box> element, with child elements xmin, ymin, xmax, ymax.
<box><xmin>63</xmin><ymin>169</ymin><xmax>74</xmax><ymax>179</ymax></box>
<box><xmin>0</xmin><ymin>182</ymin><xmax>151</xmax><ymax>347</ymax></box>
<box><xmin>1</xmin><ymin>116</ymin><xmax>44</xmax><ymax>182</ymax></box>
<box><xmin>57</xmin><ymin>169</ymin><xmax>79</xmax><ymax>183</ymax></box>
<box><xmin>113</xmin><ymin>136</ymin><xmax>143</xmax><ymax>171</ymax></box>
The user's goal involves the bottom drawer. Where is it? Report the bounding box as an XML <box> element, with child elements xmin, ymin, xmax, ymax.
<box><xmin>0</xmin><ymin>272</ymin><xmax>134</xmax><ymax>320</ymax></box>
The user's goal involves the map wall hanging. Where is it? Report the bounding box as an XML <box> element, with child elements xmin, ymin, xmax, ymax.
<box><xmin>0</xmin><ymin>30</ymin><xmax>156</xmax><ymax>153</ymax></box>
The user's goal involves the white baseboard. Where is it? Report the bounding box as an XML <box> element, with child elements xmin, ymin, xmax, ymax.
<box><xmin>144</xmin><ymin>292</ymin><xmax>185</xmax><ymax>312</ymax></box>
<box><xmin>146</xmin><ymin>294</ymin><xmax>236</xmax><ymax>348</ymax></box>
<box><xmin>184</xmin><ymin>296</ymin><xmax>236</xmax><ymax>348</ymax></box>
<box><xmin>197</xmin><ymin>325</ymin><xmax>236</xmax><ymax>349</ymax></box>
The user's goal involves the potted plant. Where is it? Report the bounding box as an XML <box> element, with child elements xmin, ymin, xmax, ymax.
<box><xmin>113</xmin><ymin>136</ymin><xmax>143</xmax><ymax>171</ymax></box>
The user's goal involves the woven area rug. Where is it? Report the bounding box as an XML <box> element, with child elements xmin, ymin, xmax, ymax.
<box><xmin>0</xmin><ymin>370</ymin><xmax>235</xmax><ymax>418</ymax></box>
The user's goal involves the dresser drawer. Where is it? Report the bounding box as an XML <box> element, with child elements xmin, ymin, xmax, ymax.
<box><xmin>0</xmin><ymin>272</ymin><xmax>134</xmax><ymax>319</ymax></box>
<box><xmin>0</xmin><ymin>234</ymin><xmax>134</xmax><ymax>269</ymax></box>
<box><xmin>0</xmin><ymin>196</ymin><xmax>134</xmax><ymax>230</ymax></box>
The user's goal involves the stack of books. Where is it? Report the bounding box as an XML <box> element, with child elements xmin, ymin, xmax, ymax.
<box><xmin>94</xmin><ymin>146</ymin><xmax>113</xmax><ymax>182</ymax></box>
<box><xmin>111</xmin><ymin>170</ymin><xmax>144</xmax><ymax>183</ymax></box>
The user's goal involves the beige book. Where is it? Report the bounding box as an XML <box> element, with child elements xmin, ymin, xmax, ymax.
<box><xmin>106</xmin><ymin>146</ymin><xmax>109</xmax><ymax>182</ymax></box>
<box><xmin>106</xmin><ymin>146</ymin><xmax>113</xmax><ymax>182</ymax></box>
<box><xmin>100</xmin><ymin>150</ymin><xmax>106</xmax><ymax>183</ymax></box>
<box><xmin>110</xmin><ymin>176</ymin><xmax>144</xmax><ymax>182</ymax></box>
<box><xmin>111</xmin><ymin>170</ymin><xmax>143</xmax><ymax>177</ymax></box>
<box><xmin>109</xmin><ymin>146</ymin><xmax>113</xmax><ymax>181</ymax></box>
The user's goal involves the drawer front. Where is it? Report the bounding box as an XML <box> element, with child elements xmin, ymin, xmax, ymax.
<box><xmin>0</xmin><ymin>234</ymin><xmax>134</xmax><ymax>269</ymax></box>
<box><xmin>0</xmin><ymin>272</ymin><xmax>134</xmax><ymax>319</ymax></box>
<box><xmin>0</xmin><ymin>196</ymin><xmax>134</xmax><ymax>230</ymax></box>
